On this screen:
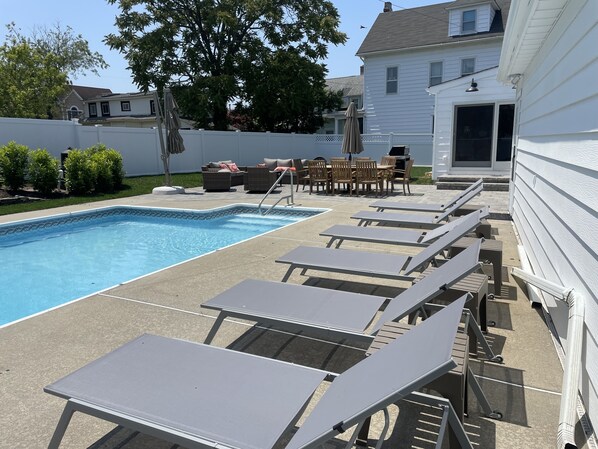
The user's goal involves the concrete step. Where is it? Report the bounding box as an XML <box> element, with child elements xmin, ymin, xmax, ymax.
<box><xmin>436</xmin><ymin>175</ymin><xmax>510</xmax><ymax>183</ymax></box>
<box><xmin>436</xmin><ymin>181</ymin><xmax>510</xmax><ymax>191</ymax></box>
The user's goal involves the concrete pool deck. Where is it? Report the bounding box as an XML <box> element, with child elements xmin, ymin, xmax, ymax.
<box><xmin>0</xmin><ymin>184</ymin><xmax>583</xmax><ymax>448</ymax></box>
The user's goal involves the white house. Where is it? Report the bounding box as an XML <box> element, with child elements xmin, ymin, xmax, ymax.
<box><xmin>498</xmin><ymin>0</ymin><xmax>598</xmax><ymax>444</ymax></box>
<box><xmin>319</xmin><ymin>73</ymin><xmax>364</xmax><ymax>135</ymax></box>
<box><xmin>427</xmin><ymin>66</ymin><xmax>516</xmax><ymax>178</ymax></box>
<box><xmin>58</xmin><ymin>85</ymin><xmax>112</xmax><ymax>121</ymax></box>
<box><xmin>357</xmin><ymin>0</ymin><xmax>511</xmax><ymax>165</ymax></box>
<box><xmin>84</xmin><ymin>91</ymin><xmax>160</xmax><ymax>128</ymax></box>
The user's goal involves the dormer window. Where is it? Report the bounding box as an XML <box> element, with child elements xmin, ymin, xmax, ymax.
<box><xmin>462</xmin><ymin>10</ymin><xmax>476</xmax><ymax>33</ymax></box>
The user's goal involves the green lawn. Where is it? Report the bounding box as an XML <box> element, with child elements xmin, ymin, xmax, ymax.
<box><xmin>0</xmin><ymin>173</ymin><xmax>203</xmax><ymax>216</ymax></box>
<box><xmin>1</xmin><ymin>166</ymin><xmax>433</xmax><ymax>217</ymax></box>
<box><xmin>411</xmin><ymin>166</ymin><xmax>433</xmax><ymax>185</ymax></box>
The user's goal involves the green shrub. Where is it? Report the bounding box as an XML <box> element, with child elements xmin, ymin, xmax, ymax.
<box><xmin>0</xmin><ymin>141</ymin><xmax>29</xmax><ymax>191</ymax></box>
<box><xmin>86</xmin><ymin>144</ymin><xmax>125</xmax><ymax>192</ymax></box>
<box><xmin>29</xmin><ymin>149</ymin><xmax>59</xmax><ymax>195</ymax></box>
<box><xmin>64</xmin><ymin>149</ymin><xmax>94</xmax><ymax>194</ymax></box>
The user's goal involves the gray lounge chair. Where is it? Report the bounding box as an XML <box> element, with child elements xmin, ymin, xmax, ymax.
<box><xmin>352</xmin><ymin>185</ymin><xmax>487</xmax><ymax>230</ymax></box>
<box><xmin>277</xmin><ymin>211</ymin><xmax>483</xmax><ymax>283</ymax></box>
<box><xmin>370</xmin><ymin>179</ymin><xmax>483</xmax><ymax>213</ymax></box>
<box><xmin>322</xmin><ymin>207</ymin><xmax>489</xmax><ymax>249</ymax></box>
<box><xmin>203</xmin><ymin>242</ymin><xmax>502</xmax><ymax>416</ymax></box>
<box><xmin>45</xmin><ymin>299</ymin><xmax>474</xmax><ymax>449</ymax></box>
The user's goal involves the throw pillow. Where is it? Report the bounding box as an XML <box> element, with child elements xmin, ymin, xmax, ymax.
<box><xmin>226</xmin><ymin>162</ymin><xmax>240</xmax><ymax>172</ymax></box>
<box><xmin>263</xmin><ymin>158</ymin><xmax>278</xmax><ymax>170</ymax></box>
<box><xmin>276</xmin><ymin>158</ymin><xmax>293</xmax><ymax>167</ymax></box>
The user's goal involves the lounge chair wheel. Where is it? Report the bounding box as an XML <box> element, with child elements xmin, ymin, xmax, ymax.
<box><xmin>491</xmin><ymin>355</ymin><xmax>504</xmax><ymax>363</ymax></box>
<box><xmin>488</xmin><ymin>320</ymin><xmax>496</xmax><ymax>327</ymax></box>
<box><xmin>488</xmin><ymin>293</ymin><xmax>495</xmax><ymax>300</ymax></box>
<box><xmin>489</xmin><ymin>411</ymin><xmax>503</xmax><ymax>420</ymax></box>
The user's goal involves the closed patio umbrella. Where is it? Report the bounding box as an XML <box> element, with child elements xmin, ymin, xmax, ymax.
<box><xmin>153</xmin><ymin>88</ymin><xmax>186</xmax><ymax>194</ymax></box>
<box><xmin>341</xmin><ymin>102</ymin><xmax>363</xmax><ymax>161</ymax></box>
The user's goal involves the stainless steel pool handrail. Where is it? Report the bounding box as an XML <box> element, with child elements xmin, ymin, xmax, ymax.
<box><xmin>258</xmin><ymin>168</ymin><xmax>295</xmax><ymax>216</ymax></box>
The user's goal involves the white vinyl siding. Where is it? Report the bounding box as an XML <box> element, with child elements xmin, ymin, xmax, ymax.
<box><xmin>363</xmin><ymin>40</ymin><xmax>502</xmax><ymax>134</ymax></box>
<box><xmin>429</xmin><ymin>62</ymin><xmax>443</xmax><ymax>87</ymax></box>
<box><xmin>386</xmin><ymin>66</ymin><xmax>398</xmax><ymax>94</ymax></box>
<box><xmin>509</xmin><ymin>0</ymin><xmax>598</xmax><ymax>427</ymax></box>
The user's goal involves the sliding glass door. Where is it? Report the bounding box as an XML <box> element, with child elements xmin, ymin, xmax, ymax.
<box><xmin>453</xmin><ymin>103</ymin><xmax>515</xmax><ymax>170</ymax></box>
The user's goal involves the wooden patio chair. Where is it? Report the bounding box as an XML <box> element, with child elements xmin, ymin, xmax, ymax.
<box><xmin>292</xmin><ymin>159</ymin><xmax>309</xmax><ymax>192</ymax></box>
<box><xmin>307</xmin><ymin>159</ymin><xmax>330</xmax><ymax>194</ymax></box>
<box><xmin>380</xmin><ymin>156</ymin><xmax>397</xmax><ymax>193</ymax></box>
<box><xmin>390</xmin><ymin>158</ymin><xmax>415</xmax><ymax>195</ymax></box>
<box><xmin>355</xmin><ymin>160</ymin><xmax>382</xmax><ymax>196</ymax></box>
<box><xmin>330</xmin><ymin>160</ymin><xmax>355</xmax><ymax>195</ymax></box>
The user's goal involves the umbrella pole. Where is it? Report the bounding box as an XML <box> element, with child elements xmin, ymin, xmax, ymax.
<box><xmin>154</xmin><ymin>91</ymin><xmax>171</xmax><ymax>187</ymax></box>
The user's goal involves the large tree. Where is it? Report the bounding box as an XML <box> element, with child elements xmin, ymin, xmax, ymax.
<box><xmin>0</xmin><ymin>37</ymin><xmax>67</xmax><ymax>118</ymax></box>
<box><xmin>236</xmin><ymin>49</ymin><xmax>343</xmax><ymax>133</ymax></box>
<box><xmin>6</xmin><ymin>22</ymin><xmax>108</xmax><ymax>82</ymax></box>
<box><xmin>105</xmin><ymin>0</ymin><xmax>346</xmax><ymax>130</ymax></box>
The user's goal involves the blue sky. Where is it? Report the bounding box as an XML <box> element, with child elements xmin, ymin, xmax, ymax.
<box><xmin>1</xmin><ymin>0</ymin><xmax>443</xmax><ymax>92</ymax></box>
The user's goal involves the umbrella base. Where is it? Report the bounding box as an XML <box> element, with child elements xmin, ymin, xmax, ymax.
<box><xmin>152</xmin><ymin>185</ymin><xmax>185</xmax><ymax>195</ymax></box>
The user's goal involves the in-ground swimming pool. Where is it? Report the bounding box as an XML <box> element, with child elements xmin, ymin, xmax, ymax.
<box><xmin>0</xmin><ymin>205</ymin><xmax>324</xmax><ymax>327</ymax></box>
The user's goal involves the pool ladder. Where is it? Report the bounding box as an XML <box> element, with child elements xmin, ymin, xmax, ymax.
<box><xmin>258</xmin><ymin>168</ymin><xmax>295</xmax><ymax>216</ymax></box>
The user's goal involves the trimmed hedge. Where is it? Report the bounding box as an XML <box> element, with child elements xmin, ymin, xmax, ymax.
<box><xmin>65</xmin><ymin>144</ymin><xmax>125</xmax><ymax>194</ymax></box>
<box><xmin>0</xmin><ymin>141</ymin><xmax>30</xmax><ymax>191</ymax></box>
<box><xmin>29</xmin><ymin>149</ymin><xmax>59</xmax><ymax>195</ymax></box>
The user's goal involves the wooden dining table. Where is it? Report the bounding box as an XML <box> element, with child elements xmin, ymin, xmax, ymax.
<box><xmin>324</xmin><ymin>164</ymin><xmax>395</xmax><ymax>194</ymax></box>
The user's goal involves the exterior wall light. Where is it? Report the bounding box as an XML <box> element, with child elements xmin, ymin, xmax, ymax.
<box><xmin>466</xmin><ymin>78</ymin><xmax>479</xmax><ymax>92</ymax></box>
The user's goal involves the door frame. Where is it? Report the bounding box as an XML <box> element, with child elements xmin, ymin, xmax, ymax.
<box><xmin>451</xmin><ymin>100</ymin><xmax>515</xmax><ymax>172</ymax></box>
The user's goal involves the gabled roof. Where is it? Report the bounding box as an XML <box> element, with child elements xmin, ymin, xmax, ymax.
<box><xmin>357</xmin><ymin>0</ymin><xmax>510</xmax><ymax>56</ymax></box>
<box><xmin>69</xmin><ymin>85</ymin><xmax>112</xmax><ymax>101</ymax></box>
<box><xmin>326</xmin><ymin>75</ymin><xmax>363</xmax><ymax>97</ymax></box>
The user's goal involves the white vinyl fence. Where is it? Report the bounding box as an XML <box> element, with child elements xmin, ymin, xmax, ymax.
<box><xmin>0</xmin><ymin>117</ymin><xmax>432</xmax><ymax>176</ymax></box>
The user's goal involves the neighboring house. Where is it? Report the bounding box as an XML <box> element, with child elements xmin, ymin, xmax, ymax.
<box><xmin>58</xmin><ymin>85</ymin><xmax>113</xmax><ymax>121</ymax></box>
<box><xmin>83</xmin><ymin>91</ymin><xmax>195</xmax><ymax>129</ymax></box>
<box><xmin>318</xmin><ymin>72</ymin><xmax>364</xmax><ymax>135</ymax></box>
<box><xmin>84</xmin><ymin>91</ymin><xmax>159</xmax><ymax>128</ymax></box>
<box><xmin>498</xmin><ymin>0</ymin><xmax>598</xmax><ymax>439</ymax></box>
<box><xmin>357</xmin><ymin>0</ymin><xmax>511</xmax><ymax>166</ymax></box>
<box><xmin>427</xmin><ymin>66</ymin><xmax>515</xmax><ymax>178</ymax></box>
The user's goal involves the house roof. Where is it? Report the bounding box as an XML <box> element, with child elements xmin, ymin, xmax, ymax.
<box><xmin>357</xmin><ymin>0</ymin><xmax>510</xmax><ymax>56</ymax></box>
<box><xmin>86</xmin><ymin>91</ymin><xmax>156</xmax><ymax>102</ymax></box>
<box><xmin>325</xmin><ymin>75</ymin><xmax>363</xmax><ymax>97</ymax></box>
<box><xmin>69</xmin><ymin>85</ymin><xmax>113</xmax><ymax>101</ymax></box>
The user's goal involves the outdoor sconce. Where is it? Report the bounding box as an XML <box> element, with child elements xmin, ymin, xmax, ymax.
<box><xmin>466</xmin><ymin>78</ymin><xmax>479</xmax><ymax>92</ymax></box>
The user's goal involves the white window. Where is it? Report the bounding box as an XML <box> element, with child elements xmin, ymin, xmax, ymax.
<box><xmin>88</xmin><ymin>103</ymin><xmax>97</xmax><ymax>117</ymax></box>
<box><xmin>386</xmin><ymin>66</ymin><xmax>398</xmax><ymax>94</ymax></box>
<box><xmin>462</xmin><ymin>10</ymin><xmax>476</xmax><ymax>33</ymax></box>
<box><xmin>101</xmin><ymin>102</ymin><xmax>110</xmax><ymax>116</ymax></box>
<box><xmin>120</xmin><ymin>101</ymin><xmax>131</xmax><ymax>112</ymax></box>
<box><xmin>429</xmin><ymin>62</ymin><xmax>443</xmax><ymax>87</ymax></box>
<box><xmin>150</xmin><ymin>100</ymin><xmax>156</xmax><ymax>115</ymax></box>
<box><xmin>461</xmin><ymin>58</ymin><xmax>475</xmax><ymax>77</ymax></box>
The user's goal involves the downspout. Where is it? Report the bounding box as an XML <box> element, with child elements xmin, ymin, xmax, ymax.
<box><xmin>511</xmin><ymin>266</ymin><xmax>584</xmax><ymax>449</ymax></box>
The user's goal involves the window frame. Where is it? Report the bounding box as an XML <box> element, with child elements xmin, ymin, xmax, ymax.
<box><xmin>120</xmin><ymin>101</ymin><xmax>131</xmax><ymax>112</ymax></box>
<box><xmin>462</xmin><ymin>9</ymin><xmax>477</xmax><ymax>34</ymax></box>
<box><xmin>88</xmin><ymin>103</ymin><xmax>97</xmax><ymax>117</ymax></box>
<box><xmin>150</xmin><ymin>100</ymin><xmax>156</xmax><ymax>115</ymax></box>
<box><xmin>100</xmin><ymin>102</ymin><xmax>110</xmax><ymax>117</ymax></box>
<box><xmin>386</xmin><ymin>66</ymin><xmax>398</xmax><ymax>95</ymax></box>
<box><xmin>461</xmin><ymin>58</ymin><xmax>476</xmax><ymax>77</ymax></box>
<box><xmin>429</xmin><ymin>61</ymin><xmax>443</xmax><ymax>87</ymax></box>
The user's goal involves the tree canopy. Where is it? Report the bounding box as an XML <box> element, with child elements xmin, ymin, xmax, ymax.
<box><xmin>6</xmin><ymin>22</ymin><xmax>108</xmax><ymax>82</ymax></box>
<box><xmin>105</xmin><ymin>0</ymin><xmax>346</xmax><ymax>131</ymax></box>
<box><xmin>0</xmin><ymin>23</ymin><xmax>108</xmax><ymax>119</ymax></box>
<box><xmin>0</xmin><ymin>37</ymin><xmax>67</xmax><ymax>118</ymax></box>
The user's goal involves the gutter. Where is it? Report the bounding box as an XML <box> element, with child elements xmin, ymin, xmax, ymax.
<box><xmin>511</xmin><ymin>265</ymin><xmax>584</xmax><ymax>449</ymax></box>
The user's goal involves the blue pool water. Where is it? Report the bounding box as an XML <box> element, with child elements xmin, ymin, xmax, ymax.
<box><xmin>0</xmin><ymin>205</ymin><xmax>322</xmax><ymax>326</ymax></box>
